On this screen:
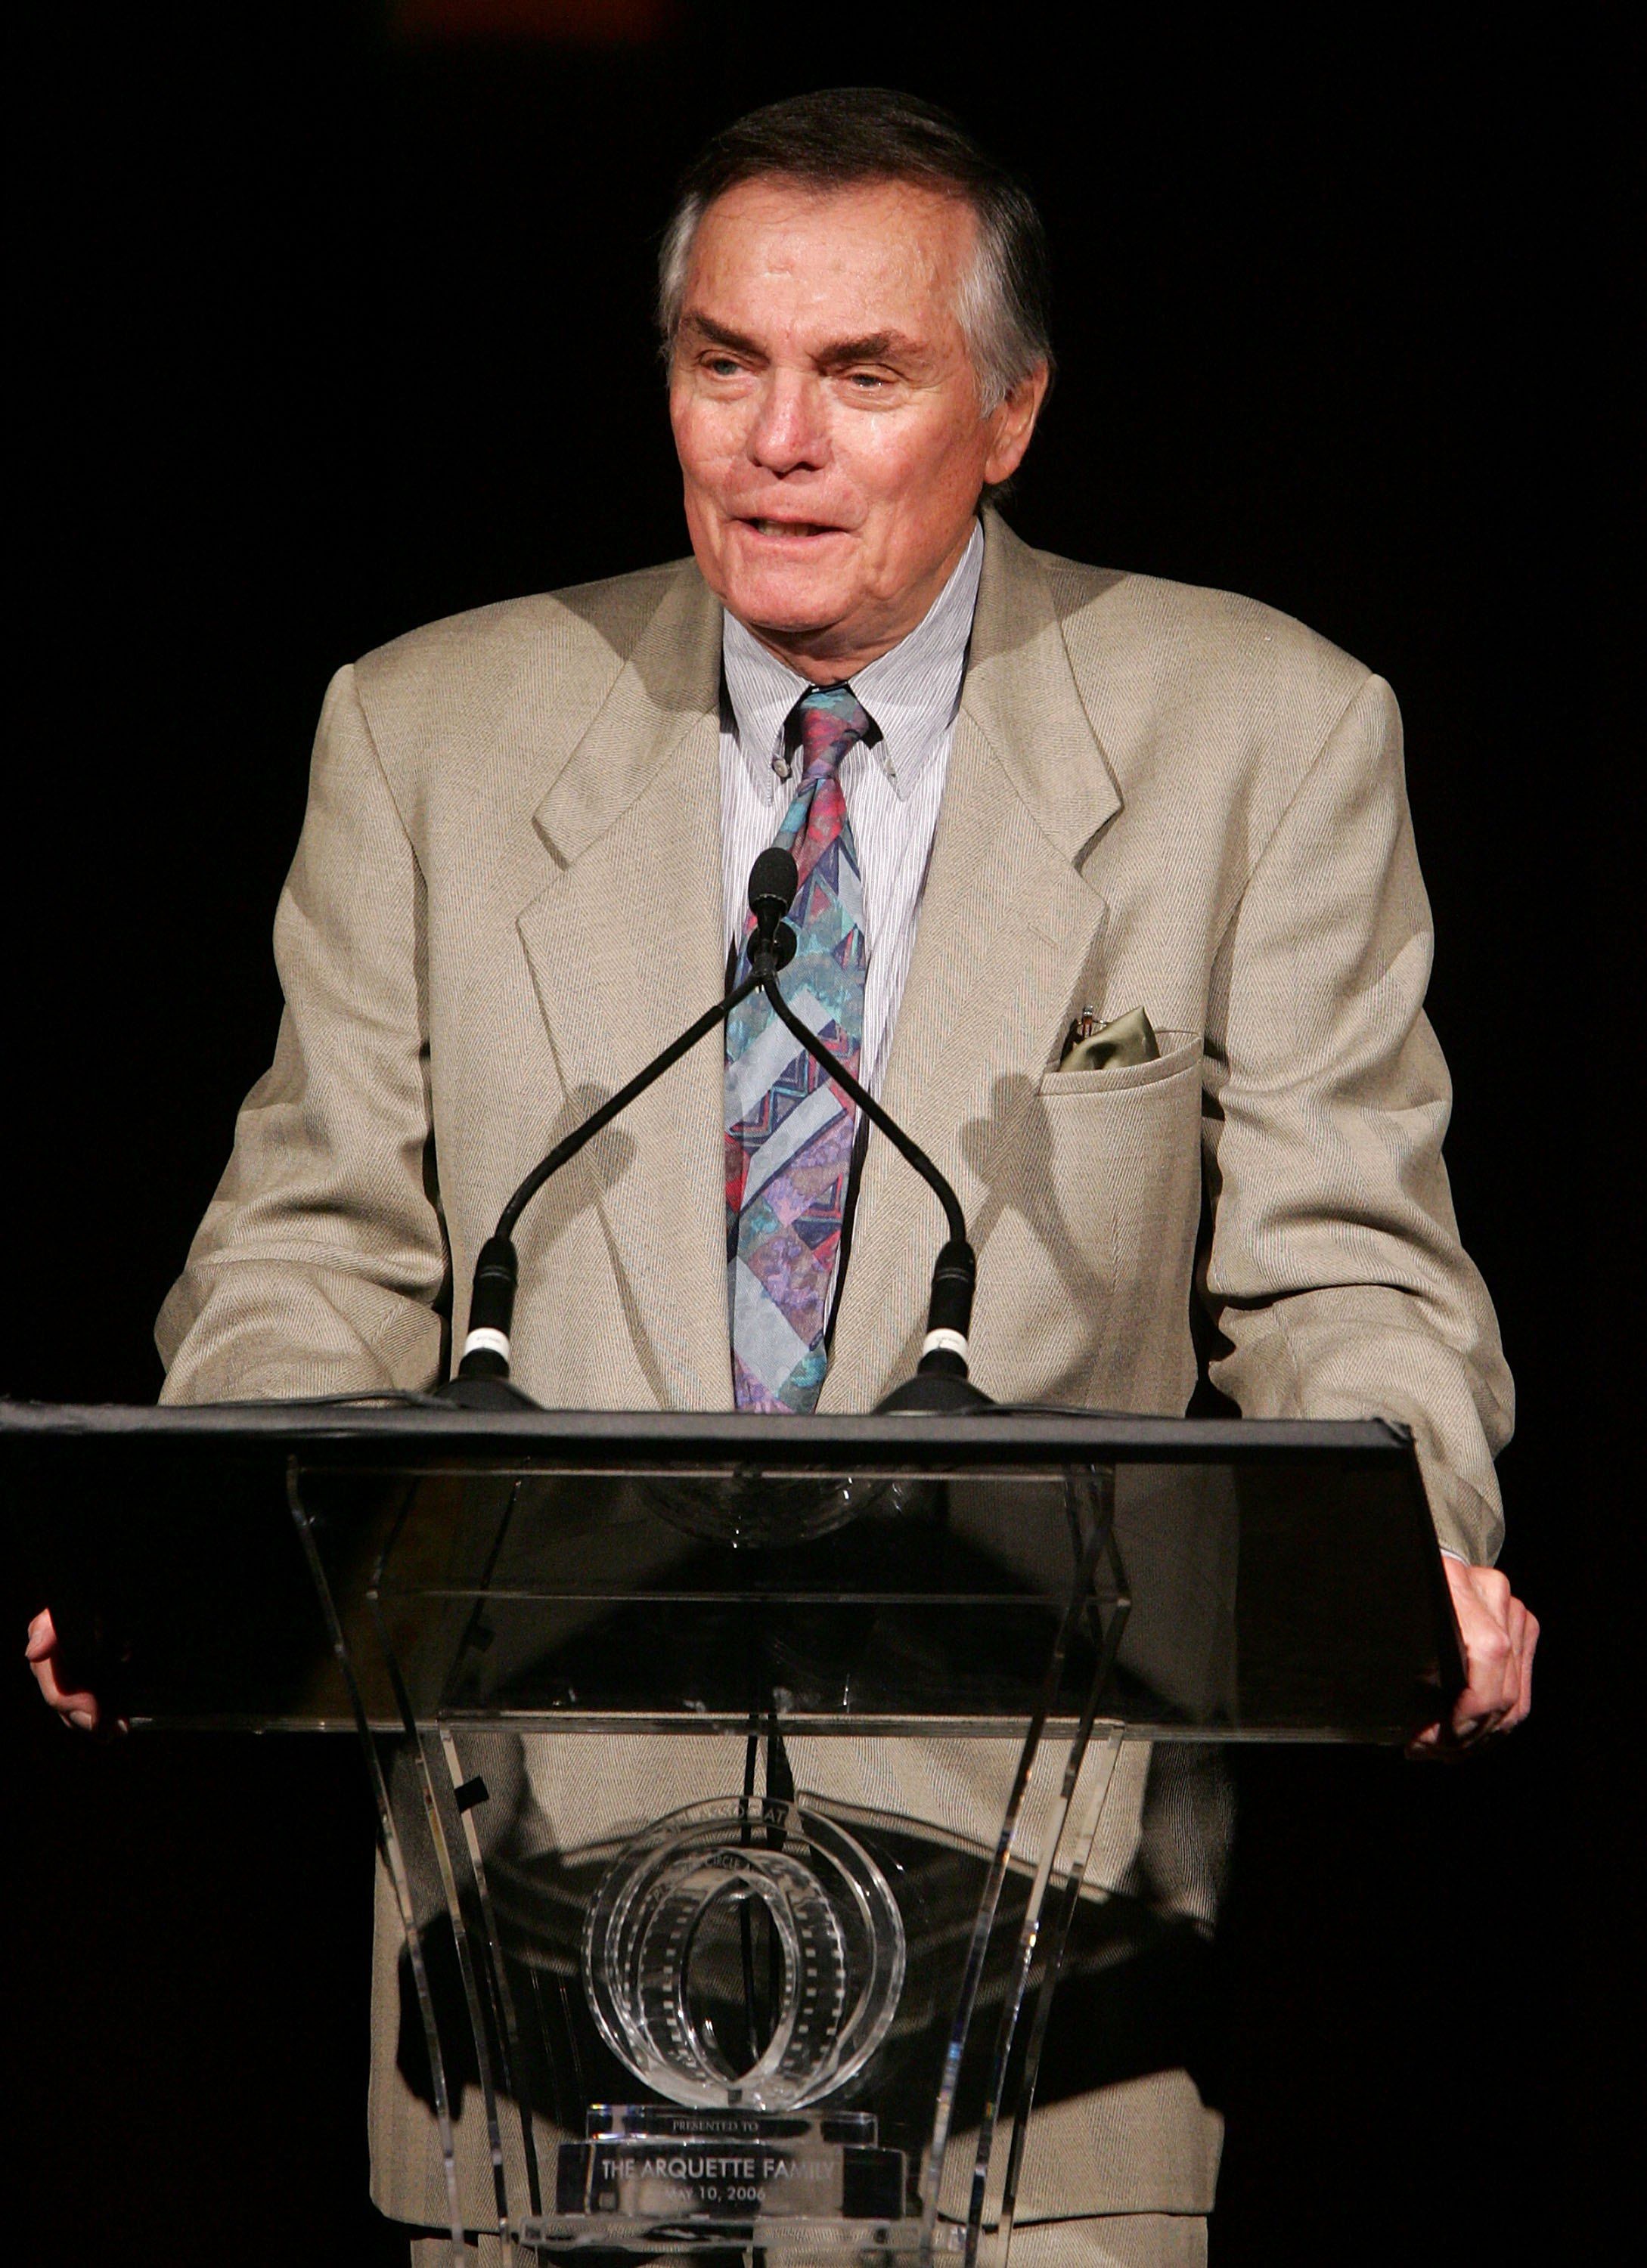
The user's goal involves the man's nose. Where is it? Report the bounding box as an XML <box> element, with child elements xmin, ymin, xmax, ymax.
<box><xmin>747</xmin><ymin>373</ymin><xmax>828</xmax><ymax>475</ymax></box>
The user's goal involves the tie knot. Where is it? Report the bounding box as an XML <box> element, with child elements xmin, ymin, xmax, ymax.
<box><xmin>791</xmin><ymin>685</ymin><xmax>874</xmax><ymax>782</ymax></box>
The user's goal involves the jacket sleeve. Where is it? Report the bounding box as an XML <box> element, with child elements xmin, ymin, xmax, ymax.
<box><xmin>1199</xmin><ymin>671</ymin><xmax>1512</xmax><ymax>1563</ymax></box>
<box><xmin>156</xmin><ymin>664</ymin><xmax>449</xmax><ymax>1402</ymax></box>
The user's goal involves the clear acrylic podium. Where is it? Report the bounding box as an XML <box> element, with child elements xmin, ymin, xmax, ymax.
<box><xmin>5</xmin><ymin>1402</ymin><xmax>1462</xmax><ymax>2265</ymax></box>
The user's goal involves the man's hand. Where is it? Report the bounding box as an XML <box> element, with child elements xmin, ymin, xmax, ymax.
<box><xmin>24</xmin><ymin>1607</ymin><xmax>125</xmax><ymax>1737</ymax></box>
<box><xmin>1407</xmin><ymin>1559</ymin><xmax>1538</xmax><ymax>1759</ymax></box>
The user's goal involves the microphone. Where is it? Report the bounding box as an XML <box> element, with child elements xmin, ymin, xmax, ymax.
<box><xmin>442</xmin><ymin>854</ymin><xmax>796</xmax><ymax>1408</ymax></box>
<box><xmin>747</xmin><ymin>844</ymin><xmax>799</xmax><ymax>951</ymax></box>
<box><xmin>737</xmin><ymin>863</ymin><xmax>988</xmax><ymax>1415</ymax></box>
<box><xmin>443</xmin><ymin>850</ymin><xmax>988</xmax><ymax>1413</ymax></box>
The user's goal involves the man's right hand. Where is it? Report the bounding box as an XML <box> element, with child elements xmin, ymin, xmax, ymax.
<box><xmin>25</xmin><ymin>1607</ymin><xmax>124</xmax><ymax>1735</ymax></box>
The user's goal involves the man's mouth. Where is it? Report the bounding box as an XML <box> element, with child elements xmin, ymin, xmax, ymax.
<box><xmin>739</xmin><ymin>517</ymin><xmax>844</xmax><ymax>538</ymax></box>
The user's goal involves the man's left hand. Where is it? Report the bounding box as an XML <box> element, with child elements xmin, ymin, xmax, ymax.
<box><xmin>1407</xmin><ymin>1558</ymin><xmax>1539</xmax><ymax>1758</ymax></box>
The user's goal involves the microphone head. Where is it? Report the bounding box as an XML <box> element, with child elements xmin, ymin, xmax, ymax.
<box><xmin>749</xmin><ymin>847</ymin><xmax>799</xmax><ymax>919</ymax></box>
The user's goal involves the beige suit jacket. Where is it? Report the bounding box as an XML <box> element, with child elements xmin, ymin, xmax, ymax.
<box><xmin>159</xmin><ymin>509</ymin><xmax>1509</xmax><ymax>1557</ymax></box>
<box><xmin>156</xmin><ymin>510</ymin><xmax>1512</xmax><ymax>2220</ymax></box>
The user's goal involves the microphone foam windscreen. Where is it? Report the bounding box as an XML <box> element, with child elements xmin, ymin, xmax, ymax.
<box><xmin>749</xmin><ymin>846</ymin><xmax>799</xmax><ymax>915</ymax></box>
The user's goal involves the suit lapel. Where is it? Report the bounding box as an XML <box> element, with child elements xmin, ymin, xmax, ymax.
<box><xmin>819</xmin><ymin>519</ymin><xmax>1123</xmax><ymax>1410</ymax></box>
<box><xmin>516</xmin><ymin>560</ymin><xmax>736</xmax><ymax>1410</ymax></box>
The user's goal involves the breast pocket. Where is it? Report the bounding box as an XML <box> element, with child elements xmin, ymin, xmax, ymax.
<box><xmin>969</xmin><ymin>1033</ymin><xmax>1205</xmax><ymax>1410</ymax></box>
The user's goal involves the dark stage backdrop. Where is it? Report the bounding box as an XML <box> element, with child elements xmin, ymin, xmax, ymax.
<box><xmin>11</xmin><ymin>5</ymin><xmax>1610</xmax><ymax>2263</ymax></box>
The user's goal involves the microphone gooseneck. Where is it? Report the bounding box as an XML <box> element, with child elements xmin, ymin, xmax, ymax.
<box><xmin>442</xmin><ymin>857</ymin><xmax>794</xmax><ymax>1405</ymax></box>
<box><xmin>445</xmin><ymin>848</ymin><xmax>988</xmax><ymax>1411</ymax></box>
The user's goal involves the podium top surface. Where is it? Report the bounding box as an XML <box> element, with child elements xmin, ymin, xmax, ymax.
<box><xmin>7</xmin><ymin>1399</ymin><xmax>1458</xmax><ymax>1742</ymax></box>
<box><xmin>0</xmin><ymin>1396</ymin><xmax>1415</xmax><ymax>1471</ymax></box>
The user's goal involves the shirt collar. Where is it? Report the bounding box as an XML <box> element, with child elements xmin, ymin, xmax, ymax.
<box><xmin>721</xmin><ymin>518</ymin><xmax>985</xmax><ymax>805</ymax></box>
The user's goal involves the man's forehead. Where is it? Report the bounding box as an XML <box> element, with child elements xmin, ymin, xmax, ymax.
<box><xmin>681</xmin><ymin>178</ymin><xmax>975</xmax><ymax>344</ymax></box>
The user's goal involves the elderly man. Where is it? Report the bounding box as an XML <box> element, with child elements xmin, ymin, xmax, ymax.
<box><xmin>30</xmin><ymin>87</ymin><xmax>1535</xmax><ymax>2268</ymax></box>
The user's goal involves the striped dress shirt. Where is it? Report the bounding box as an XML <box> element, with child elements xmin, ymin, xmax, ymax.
<box><xmin>718</xmin><ymin>519</ymin><xmax>984</xmax><ymax>1097</ymax></box>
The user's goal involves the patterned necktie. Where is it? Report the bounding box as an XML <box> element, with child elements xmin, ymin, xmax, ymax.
<box><xmin>725</xmin><ymin>685</ymin><xmax>873</xmax><ymax>1412</ymax></box>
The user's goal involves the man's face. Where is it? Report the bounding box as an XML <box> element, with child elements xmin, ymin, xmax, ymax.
<box><xmin>669</xmin><ymin>176</ymin><xmax>1045</xmax><ymax>680</ymax></box>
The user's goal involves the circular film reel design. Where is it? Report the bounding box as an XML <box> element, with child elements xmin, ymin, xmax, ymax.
<box><xmin>583</xmin><ymin>1798</ymin><xmax>906</xmax><ymax>2111</ymax></box>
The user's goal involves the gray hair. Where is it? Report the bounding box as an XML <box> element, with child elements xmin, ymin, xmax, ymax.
<box><xmin>657</xmin><ymin>88</ymin><xmax>1053</xmax><ymax>412</ymax></box>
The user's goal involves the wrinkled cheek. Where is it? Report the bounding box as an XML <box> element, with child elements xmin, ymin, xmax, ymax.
<box><xmin>678</xmin><ymin>489</ymin><xmax>730</xmax><ymax>598</ymax></box>
<box><xmin>672</xmin><ymin>396</ymin><xmax>727</xmax><ymax>482</ymax></box>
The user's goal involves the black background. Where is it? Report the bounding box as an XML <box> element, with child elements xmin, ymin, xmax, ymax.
<box><xmin>8</xmin><ymin>4</ymin><xmax>1624</xmax><ymax>2262</ymax></box>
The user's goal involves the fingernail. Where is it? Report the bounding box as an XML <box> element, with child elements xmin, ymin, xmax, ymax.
<box><xmin>67</xmin><ymin>1709</ymin><xmax>95</xmax><ymax>1733</ymax></box>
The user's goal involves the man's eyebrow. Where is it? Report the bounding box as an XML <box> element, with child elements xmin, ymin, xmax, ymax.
<box><xmin>678</xmin><ymin>312</ymin><xmax>765</xmax><ymax>356</ymax></box>
<box><xmin>814</xmin><ymin>332</ymin><xmax>919</xmax><ymax>369</ymax></box>
<box><xmin>678</xmin><ymin>314</ymin><xmax>925</xmax><ymax>369</ymax></box>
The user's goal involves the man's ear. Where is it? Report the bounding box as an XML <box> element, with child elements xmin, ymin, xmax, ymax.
<box><xmin>982</xmin><ymin>361</ymin><xmax>1051</xmax><ymax>487</ymax></box>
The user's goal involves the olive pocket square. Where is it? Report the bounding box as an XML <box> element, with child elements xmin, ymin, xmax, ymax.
<box><xmin>1057</xmin><ymin>1005</ymin><xmax>1161</xmax><ymax>1073</ymax></box>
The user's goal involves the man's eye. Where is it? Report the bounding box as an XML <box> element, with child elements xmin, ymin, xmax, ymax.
<box><xmin>705</xmin><ymin>355</ymin><xmax>745</xmax><ymax>377</ymax></box>
<box><xmin>847</xmin><ymin>371</ymin><xmax>889</xmax><ymax>391</ymax></box>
